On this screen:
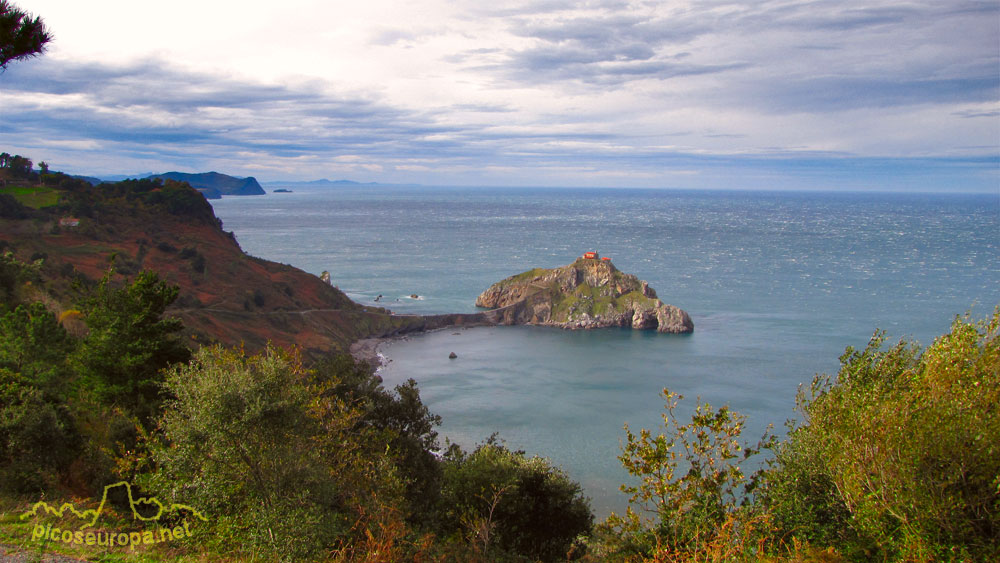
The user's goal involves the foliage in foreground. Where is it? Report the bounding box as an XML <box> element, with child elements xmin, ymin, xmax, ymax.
<box><xmin>760</xmin><ymin>310</ymin><xmax>1000</xmax><ymax>562</ymax></box>
<box><xmin>74</xmin><ymin>268</ymin><xmax>192</xmax><ymax>422</ymax></box>
<box><xmin>129</xmin><ymin>345</ymin><xmax>405</xmax><ymax>561</ymax></box>
<box><xmin>596</xmin><ymin>309</ymin><xmax>999</xmax><ymax>562</ymax></box>
<box><xmin>0</xmin><ymin>246</ymin><xmax>595</xmax><ymax>561</ymax></box>
<box><xmin>594</xmin><ymin>388</ymin><xmax>772</xmax><ymax>562</ymax></box>
<box><xmin>438</xmin><ymin>437</ymin><xmax>594</xmax><ymax>561</ymax></box>
<box><xmin>0</xmin><ymin>1</ymin><xmax>51</xmax><ymax>70</ymax></box>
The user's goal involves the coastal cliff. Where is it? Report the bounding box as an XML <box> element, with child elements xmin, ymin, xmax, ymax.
<box><xmin>476</xmin><ymin>256</ymin><xmax>693</xmax><ymax>333</ymax></box>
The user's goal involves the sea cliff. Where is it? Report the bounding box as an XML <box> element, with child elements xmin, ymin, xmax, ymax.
<box><xmin>476</xmin><ymin>255</ymin><xmax>693</xmax><ymax>333</ymax></box>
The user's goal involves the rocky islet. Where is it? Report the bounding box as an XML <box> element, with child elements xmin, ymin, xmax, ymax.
<box><xmin>476</xmin><ymin>253</ymin><xmax>693</xmax><ymax>333</ymax></box>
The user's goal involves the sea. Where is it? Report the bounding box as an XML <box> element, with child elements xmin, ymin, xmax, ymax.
<box><xmin>210</xmin><ymin>186</ymin><xmax>999</xmax><ymax>518</ymax></box>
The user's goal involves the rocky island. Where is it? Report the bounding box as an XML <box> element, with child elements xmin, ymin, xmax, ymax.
<box><xmin>476</xmin><ymin>253</ymin><xmax>693</xmax><ymax>333</ymax></box>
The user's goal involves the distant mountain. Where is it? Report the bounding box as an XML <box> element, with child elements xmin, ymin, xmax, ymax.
<box><xmin>96</xmin><ymin>173</ymin><xmax>156</xmax><ymax>182</ymax></box>
<box><xmin>265</xmin><ymin>179</ymin><xmax>381</xmax><ymax>187</ymax></box>
<box><xmin>71</xmin><ymin>175</ymin><xmax>105</xmax><ymax>186</ymax></box>
<box><xmin>149</xmin><ymin>172</ymin><xmax>266</xmax><ymax>199</ymax></box>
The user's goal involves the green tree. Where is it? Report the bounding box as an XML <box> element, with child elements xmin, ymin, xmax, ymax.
<box><xmin>0</xmin><ymin>0</ymin><xmax>51</xmax><ymax>70</ymax></box>
<box><xmin>0</xmin><ymin>368</ymin><xmax>77</xmax><ymax>493</ymax></box>
<box><xmin>0</xmin><ymin>250</ymin><xmax>39</xmax><ymax>305</ymax></box>
<box><xmin>0</xmin><ymin>153</ymin><xmax>33</xmax><ymax>177</ymax></box>
<box><xmin>438</xmin><ymin>437</ymin><xmax>593</xmax><ymax>561</ymax></box>
<box><xmin>0</xmin><ymin>301</ymin><xmax>74</xmax><ymax>393</ymax></box>
<box><xmin>759</xmin><ymin>310</ymin><xmax>1000</xmax><ymax>561</ymax></box>
<box><xmin>598</xmin><ymin>390</ymin><xmax>771</xmax><ymax>561</ymax></box>
<box><xmin>74</xmin><ymin>268</ymin><xmax>191</xmax><ymax>420</ymax></box>
<box><xmin>135</xmin><ymin>345</ymin><xmax>404</xmax><ymax>561</ymax></box>
<box><xmin>313</xmin><ymin>354</ymin><xmax>443</xmax><ymax>522</ymax></box>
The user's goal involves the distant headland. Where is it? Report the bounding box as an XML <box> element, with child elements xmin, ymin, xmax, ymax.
<box><xmin>150</xmin><ymin>172</ymin><xmax>266</xmax><ymax>199</ymax></box>
<box><xmin>476</xmin><ymin>252</ymin><xmax>693</xmax><ymax>333</ymax></box>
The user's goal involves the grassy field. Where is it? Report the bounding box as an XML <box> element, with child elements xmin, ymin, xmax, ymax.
<box><xmin>0</xmin><ymin>184</ymin><xmax>61</xmax><ymax>208</ymax></box>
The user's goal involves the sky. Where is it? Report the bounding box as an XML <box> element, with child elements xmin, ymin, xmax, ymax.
<box><xmin>1</xmin><ymin>0</ymin><xmax>998</xmax><ymax>191</ymax></box>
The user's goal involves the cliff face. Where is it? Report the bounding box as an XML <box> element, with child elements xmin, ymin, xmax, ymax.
<box><xmin>476</xmin><ymin>258</ymin><xmax>693</xmax><ymax>333</ymax></box>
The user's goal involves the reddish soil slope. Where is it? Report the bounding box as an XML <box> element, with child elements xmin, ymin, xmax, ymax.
<box><xmin>0</xmin><ymin>180</ymin><xmax>436</xmax><ymax>359</ymax></box>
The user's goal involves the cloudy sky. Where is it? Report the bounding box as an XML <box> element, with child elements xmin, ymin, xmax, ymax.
<box><xmin>1</xmin><ymin>0</ymin><xmax>997</xmax><ymax>190</ymax></box>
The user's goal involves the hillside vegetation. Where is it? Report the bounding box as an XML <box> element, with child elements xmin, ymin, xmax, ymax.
<box><xmin>0</xmin><ymin>155</ymin><xmax>432</xmax><ymax>359</ymax></box>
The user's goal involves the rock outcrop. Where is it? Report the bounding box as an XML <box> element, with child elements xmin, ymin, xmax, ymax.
<box><xmin>476</xmin><ymin>257</ymin><xmax>693</xmax><ymax>333</ymax></box>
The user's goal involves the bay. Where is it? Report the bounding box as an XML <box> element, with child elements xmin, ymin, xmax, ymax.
<box><xmin>211</xmin><ymin>187</ymin><xmax>999</xmax><ymax>517</ymax></box>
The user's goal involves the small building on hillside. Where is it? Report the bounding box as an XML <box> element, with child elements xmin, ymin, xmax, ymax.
<box><xmin>601</xmin><ymin>256</ymin><xmax>611</xmax><ymax>261</ymax></box>
<box><xmin>582</xmin><ymin>251</ymin><xmax>599</xmax><ymax>259</ymax></box>
<box><xmin>59</xmin><ymin>217</ymin><xmax>80</xmax><ymax>228</ymax></box>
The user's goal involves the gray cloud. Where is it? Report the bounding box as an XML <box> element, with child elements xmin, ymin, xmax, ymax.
<box><xmin>478</xmin><ymin>8</ymin><xmax>720</xmax><ymax>85</ymax></box>
<box><xmin>0</xmin><ymin>0</ymin><xmax>994</xmax><ymax>190</ymax></box>
<box><xmin>0</xmin><ymin>56</ymin><xmax>662</xmax><ymax>176</ymax></box>
<box><xmin>953</xmin><ymin>109</ymin><xmax>1000</xmax><ymax>119</ymax></box>
<box><xmin>0</xmin><ymin>58</ymin><xmax>485</xmax><ymax>167</ymax></box>
<box><xmin>719</xmin><ymin>75</ymin><xmax>1000</xmax><ymax>114</ymax></box>
<box><xmin>454</xmin><ymin>0</ymin><xmax>999</xmax><ymax>113</ymax></box>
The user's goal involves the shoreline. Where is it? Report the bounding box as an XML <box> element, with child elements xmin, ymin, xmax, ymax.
<box><xmin>350</xmin><ymin>336</ymin><xmax>391</xmax><ymax>370</ymax></box>
<box><xmin>349</xmin><ymin>324</ymin><xmax>482</xmax><ymax>372</ymax></box>
<box><xmin>349</xmin><ymin>310</ymin><xmax>498</xmax><ymax>370</ymax></box>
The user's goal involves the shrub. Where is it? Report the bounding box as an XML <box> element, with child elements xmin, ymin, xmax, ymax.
<box><xmin>0</xmin><ymin>250</ymin><xmax>40</xmax><ymax>305</ymax></box>
<box><xmin>135</xmin><ymin>345</ymin><xmax>405</xmax><ymax>561</ymax></box>
<box><xmin>312</xmin><ymin>354</ymin><xmax>443</xmax><ymax>523</ymax></box>
<box><xmin>0</xmin><ymin>301</ymin><xmax>74</xmax><ymax>394</ymax></box>
<box><xmin>0</xmin><ymin>369</ymin><xmax>77</xmax><ymax>493</ymax></box>
<box><xmin>155</xmin><ymin>240</ymin><xmax>177</xmax><ymax>253</ymax></box>
<box><xmin>0</xmin><ymin>192</ymin><xmax>31</xmax><ymax>219</ymax></box>
<box><xmin>191</xmin><ymin>253</ymin><xmax>206</xmax><ymax>273</ymax></box>
<box><xmin>597</xmin><ymin>389</ymin><xmax>772</xmax><ymax>562</ymax></box>
<box><xmin>759</xmin><ymin>310</ymin><xmax>1000</xmax><ymax>561</ymax></box>
<box><xmin>438</xmin><ymin>437</ymin><xmax>593</xmax><ymax>561</ymax></box>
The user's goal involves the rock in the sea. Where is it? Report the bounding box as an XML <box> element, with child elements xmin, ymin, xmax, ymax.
<box><xmin>449</xmin><ymin>352</ymin><xmax>458</xmax><ymax>359</ymax></box>
<box><xmin>475</xmin><ymin>256</ymin><xmax>693</xmax><ymax>333</ymax></box>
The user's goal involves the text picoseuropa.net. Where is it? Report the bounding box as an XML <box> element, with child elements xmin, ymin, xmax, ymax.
<box><xmin>31</xmin><ymin>521</ymin><xmax>194</xmax><ymax>549</ymax></box>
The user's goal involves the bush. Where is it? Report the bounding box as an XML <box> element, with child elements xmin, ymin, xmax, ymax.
<box><xmin>0</xmin><ymin>301</ymin><xmax>74</xmax><ymax>394</ymax></box>
<box><xmin>759</xmin><ymin>310</ymin><xmax>1000</xmax><ymax>561</ymax></box>
<box><xmin>0</xmin><ymin>192</ymin><xmax>31</xmax><ymax>219</ymax></box>
<box><xmin>0</xmin><ymin>369</ymin><xmax>77</xmax><ymax>493</ymax></box>
<box><xmin>312</xmin><ymin>354</ymin><xmax>443</xmax><ymax>522</ymax></box>
<box><xmin>597</xmin><ymin>389</ymin><xmax>772</xmax><ymax>562</ymax></box>
<box><xmin>438</xmin><ymin>437</ymin><xmax>593</xmax><ymax>561</ymax></box>
<box><xmin>0</xmin><ymin>250</ymin><xmax>40</xmax><ymax>305</ymax></box>
<box><xmin>135</xmin><ymin>345</ymin><xmax>405</xmax><ymax>562</ymax></box>
<box><xmin>156</xmin><ymin>240</ymin><xmax>177</xmax><ymax>253</ymax></box>
<box><xmin>191</xmin><ymin>253</ymin><xmax>206</xmax><ymax>273</ymax></box>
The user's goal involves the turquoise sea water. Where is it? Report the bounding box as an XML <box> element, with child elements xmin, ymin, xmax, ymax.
<box><xmin>210</xmin><ymin>187</ymin><xmax>999</xmax><ymax>517</ymax></box>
